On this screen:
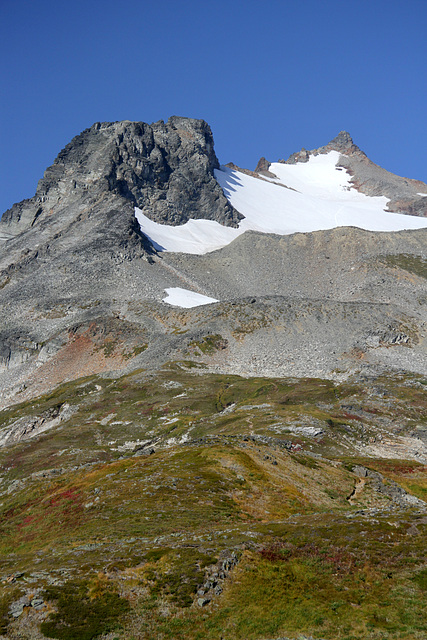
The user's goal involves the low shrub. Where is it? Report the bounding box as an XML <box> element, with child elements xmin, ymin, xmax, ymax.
<box><xmin>40</xmin><ymin>580</ymin><xmax>130</xmax><ymax>640</ymax></box>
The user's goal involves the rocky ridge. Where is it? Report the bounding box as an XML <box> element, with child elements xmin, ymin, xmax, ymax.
<box><xmin>257</xmin><ymin>130</ymin><xmax>427</xmax><ymax>217</ymax></box>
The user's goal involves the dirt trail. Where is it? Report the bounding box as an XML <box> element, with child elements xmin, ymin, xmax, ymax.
<box><xmin>348</xmin><ymin>478</ymin><xmax>366</xmax><ymax>504</ymax></box>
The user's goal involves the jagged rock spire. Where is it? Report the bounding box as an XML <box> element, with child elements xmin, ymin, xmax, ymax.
<box><xmin>328</xmin><ymin>130</ymin><xmax>354</xmax><ymax>150</ymax></box>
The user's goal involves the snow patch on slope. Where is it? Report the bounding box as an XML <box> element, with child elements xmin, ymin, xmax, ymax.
<box><xmin>136</xmin><ymin>151</ymin><xmax>427</xmax><ymax>255</ymax></box>
<box><xmin>163</xmin><ymin>287</ymin><xmax>219</xmax><ymax>308</ymax></box>
<box><xmin>134</xmin><ymin>212</ymin><xmax>241</xmax><ymax>254</ymax></box>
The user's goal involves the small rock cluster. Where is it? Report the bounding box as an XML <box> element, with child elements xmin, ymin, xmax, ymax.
<box><xmin>197</xmin><ymin>551</ymin><xmax>239</xmax><ymax>607</ymax></box>
<box><xmin>9</xmin><ymin>593</ymin><xmax>45</xmax><ymax>618</ymax></box>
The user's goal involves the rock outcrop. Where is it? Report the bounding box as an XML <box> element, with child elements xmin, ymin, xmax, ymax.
<box><xmin>0</xmin><ymin>116</ymin><xmax>239</xmax><ymax>240</ymax></box>
<box><xmin>352</xmin><ymin>465</ymin><xmax>425</xmax><ymax>507</ymax></box>
<box><xmin>0</xmin><ymin>117</ymin><xmax>240</xmax><ymax>406</ymax></box>
<box><xmin>284</xmin><ymin>130</ymin><xmax>366</xmax><ymax>164</ymax></box>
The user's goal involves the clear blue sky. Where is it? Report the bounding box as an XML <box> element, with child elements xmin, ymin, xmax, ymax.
<box><xmin>1</xmin><ymin>0</ymin><xmax>426</xmax><ymax>214</ymax></box>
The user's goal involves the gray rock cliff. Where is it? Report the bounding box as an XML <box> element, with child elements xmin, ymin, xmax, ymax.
<box><xmin>0</xmin><ymin>116</ymin><xmax>239</xmax><ymax>240</ymax></box>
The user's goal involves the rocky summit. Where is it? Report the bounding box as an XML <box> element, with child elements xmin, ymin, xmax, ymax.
<box><xmin>0</xmin><ymin>118</ymin><xmax>426</xmax><ymax>640</ymax></box>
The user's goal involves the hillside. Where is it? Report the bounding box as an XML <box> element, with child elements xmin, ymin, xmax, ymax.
<box><xmin>0</xmin><ymin>118</ymin><xmax>426</xmax><ymax>640</ymax></box>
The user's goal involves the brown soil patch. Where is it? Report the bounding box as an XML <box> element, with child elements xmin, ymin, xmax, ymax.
<box><xmin>24</xmin><ymin>329</ymin><xmax>127</xmax><ymax>401</ymax></box>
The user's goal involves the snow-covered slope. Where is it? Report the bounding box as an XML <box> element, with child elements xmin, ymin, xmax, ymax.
<box><xmin>135</xmin><ymin>151</ymin><xmax>427</xmax><ymax>255</ymax></box>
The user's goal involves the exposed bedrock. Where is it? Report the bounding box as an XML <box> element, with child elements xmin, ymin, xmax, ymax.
<box><xmin>0</xmin><ymin>116</ymin><xmax>239</xmax><ymax>240</ymax></box>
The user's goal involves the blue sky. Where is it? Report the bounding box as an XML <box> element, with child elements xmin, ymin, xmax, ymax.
<box><xmin>1</xmin><ymin>0</ymin><xmax>426</xmax><ymax>214</ymax></box>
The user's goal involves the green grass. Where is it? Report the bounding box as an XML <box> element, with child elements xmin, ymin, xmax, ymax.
<box><xmin>143</xmin><ymin>548</ymin><xmax>218</xmax><ymax>607</ymax></box>
<box><xmin>381</xmin><ymin>254</ymin><xmax>427</xmax><ymax>279</ymax></box>
<box><xmin>118</xmin><ymin>515</ymin><xmax>427</xmax><ymax>640</ymax></box>
<box><xmin>188</xmin><ymin>334</ymin><xmax>227</xmax><ymax>355</ymax></box>
<box><xmin>413</xmin><ymin>568</ymin><xmax>427</xmax><ymax>591</ymax></box>
<box><xmin>41</xmin><ymin>578</ymin><xmax>130</xmax><ymax>640</ymax></box>
<box><xmin>0</xmin><ymin>588</ymin><xmax>21</xmax><ymax>635</ymax></box>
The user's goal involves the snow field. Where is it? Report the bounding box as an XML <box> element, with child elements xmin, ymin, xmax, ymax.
<box><xmin>139</xmin><ymin>151</ymin><xmax>427</xmax><ymax>307</ymax></box>
<box><xmin>136</xmin><ymin>151</ymin><xmax>427</xmax><ymax>256</ymax></box>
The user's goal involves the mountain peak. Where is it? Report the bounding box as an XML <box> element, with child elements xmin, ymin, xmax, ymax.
<box><xmin>328</xmin><ymin>130</ymin><xmax>354</xmax><ymax>149</ymax></box>
<box><xmin>283</xmin><ymin>130</ymin><xmax>365</xmax><ymax>165</ymax></box>
<box><xmin>0</xmin><ymin>117</ymin><xmax>240</xmax><ymax>239</ymax></box>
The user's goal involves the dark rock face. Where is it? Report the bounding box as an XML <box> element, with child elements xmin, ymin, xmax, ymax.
<box><xmin>325</xmin><ymin>130</ymin><xmax>363</xmax><ymax>155</ymax></box>
<box><xmin>0</xmin><ymin>118</ymin><xmax>241</xmax><ymax>381</ymax></box>
<box><xmin>0</xmin><ymin>117</ymin><xmax>241</xmax><ymax>405</ymax></box>
<box><xmin>0</xmin><ymin>116</ymin><xmax>239</xmax><ymax>238</ymax></box>
<box><xmin>254</xmin><ymin>156</ymin><xmax>275</xmax><ymax>176</ymax></box>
